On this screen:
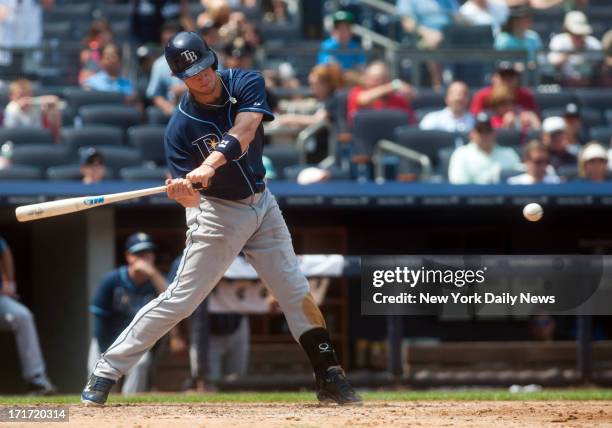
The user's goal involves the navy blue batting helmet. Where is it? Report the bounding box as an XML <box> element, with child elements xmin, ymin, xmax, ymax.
<box><xmin>165</xmin><ymin>31</ymin><xmax>218</xmax><ymax>80</ymax></box>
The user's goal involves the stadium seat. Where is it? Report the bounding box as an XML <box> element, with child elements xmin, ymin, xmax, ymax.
<box><xmin>43</xmin><ymin>3</ymin><xmax>92</xmax><ymax>22</ymax></box>
<box><xmin>534</xmin><ymin>91</ymin><xmax>575</xmax><ymax>111</ymax></box>
<box><xmin>393</xmin><ymin>127</ymin><xmax>457</xmax><ymax>171</ymax></box>
<box><xmin>97</xmin><ymin>3</ymin><xmax>132</xmax><ymax>22</ymax></box>
<box><xmin>411</xmin><ymin>90</ymin><xmax>446</xmax><ymax>111</ymax></box>
<box><xmin>0</xmin><ymin>165</ymin><xmax>43</xmax><ymax>180</ymax></box>
<box><xmin>46</xmin><ymin>164</ymin><xmax>82</xmax><ymax>181</ymax></box>
<box><xmin>495</xmin><ymin>129</ymin><xmax>523</xmax><ymax>148</ymax></box>
<box><xmin>79</xmin><ymin>105</ymin><xmax>142</xmax><ymax>131</ymax></box>
<box><xmin>442</xmin><ymin>25</ymin><xmax>494</xmax><ymax>48</ymax></box>
<box><xmin>60</xmin><ymin>126</ymin><xmax>124</xmax><ymax>154</ymax></box>
<box><xmin>605</xmin><ymin>110</ymin><xmax>612</xmax><ymax>126</ymax></box>
<box><xmin>0</xmin><ymin>128</ymin><xmax>54</xmax><ymax>145</ymax></box>
<box><xmin>575</xmin><ymin>89</ymin><xmax>612</xmax><ymax>112</ymax></box>
<box><xmin>332</xmin><ymin>88</ymin><xmax>351</xmax><ymax>134</ymax></box>
<box><xmin>127</xmin><ymin>125</ymin><xmax>166</xmax><ymax>165</ymax></box>
<box><xmin>588</xmin><ymin>127</ymin><xmax>612</xmax><ymax>146</ymax></box>
<box><xmin>556</xmin><ymin>164</ymin><xmax>579</xmax><ymax>181</ymax></box>
<box><xmin>263</xmin><ymin>145</ymin><xmax>301</xmax><ymax>180</ymax></box>
<box><xmin>43</xmin><ymin>21</ymin><xmax>73</xmax><ymax>40</ymax></box>
<box><xmin>79</xmin><ymin>146</ymin><xmax>142</xmax><ymax>175</ymax></box>
<box><xmin>119</xmin><ymin>166</ymin><xmax>169</xmax><ymax>182</ymax></box>
<box><xmin>146</xmin><ymin>106</ymin><xmax>170</xmax><ymax>125</ymax></box>
<box><xmin>11</xmin><ymin>144</ymin><xmax>70</xmax><ymax>171</ymax></box>
<box><xmin>63</xmin><ymin>88</ymin><xmax>125</xmax><ymax>111</ymax></box>
<box><xmin>351</xmin><ymin>109</ymin><xmax>409</xmax><ymax>156</ymax></box>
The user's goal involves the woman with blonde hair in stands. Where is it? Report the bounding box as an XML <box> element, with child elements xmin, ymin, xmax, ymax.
<box><xmin>276</xmin><ymin>63</ymin><xmax>346</xmax><ymax>128</ymax></box>
<box><xmin>3</xmin><ymin>79</ymin><xmax>62</xmax><ymax>140</ymax></box>
<box><xmin>577</xmin><ymin>142</ymin><xmax>609</xmax><ymax>182</ymax></box>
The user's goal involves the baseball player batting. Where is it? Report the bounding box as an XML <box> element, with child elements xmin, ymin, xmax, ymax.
<box><xmin>82</xmin><ymin>31</ymin><xmax>361</xmax><ymax>406</ymax></box>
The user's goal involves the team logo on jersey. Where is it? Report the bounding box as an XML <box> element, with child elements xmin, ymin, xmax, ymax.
<box><xmin>192</xmin><ymin>134</ymin><xmax>221</xmax><ymax>157</ymax></box>
<box><xmin>181</xmin><ymin>50</ymin><xmax>198</xmax><ymax>64</ymax></box>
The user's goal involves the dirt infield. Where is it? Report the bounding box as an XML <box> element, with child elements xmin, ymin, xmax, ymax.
<box><xmin>7</xmin><ymin>401</ymin><xmax>612</xmax><ymax>427</ymax></box>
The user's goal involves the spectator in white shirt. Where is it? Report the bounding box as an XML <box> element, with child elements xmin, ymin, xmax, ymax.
<box><xmin>507</xmin><ymin>140</ymin><xmax>561</xmax><ymax>184</ymax></box>
<box><xmin>3</xmin><ymin>79</ymin><xmax>61</xmax><ymax>138</ymax></box>
<box><xmin>448</xmin><ymin>112</ymin><xmax>521</xmax><ymax>184</ymax></box>
<box><xmin>419</xmin><ymin>81</ymin><xmax>475</xmax><ymax>133</ymax></box>
<box><xmin>548</xmin><ymin>11</ymin><xmax>602</xmax><ymax>86</ymax></box>
<box><xmin>458</xmin><ymin>0</ymin><xmax>509</xmax><ymax>35</ymax></box>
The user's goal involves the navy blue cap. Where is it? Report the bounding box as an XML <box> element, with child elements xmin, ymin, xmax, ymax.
<box><xmin>79</xmin><ymin>147</ymin><xmax>104</xmax><ymax>166</ymax></box>
<box><xmin>125</xmin><ymin>232</ymin><xmax>156</xmax><ymax>254</ymax></box>
<box><xmin>475</xmin><ymin>112</ymin><xmax>493</xmax><ymax>132</ymax></box>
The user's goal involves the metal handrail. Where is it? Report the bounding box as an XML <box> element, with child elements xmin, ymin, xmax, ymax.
<box><xmin>374</xmin><ymin>139</ymin><xmax>432</xmax><ymax>180</ymax></box>
<box><xmin>295</xmin><ymin>119</ymin><xmax>330</xmax><ymax>164</ymax></box>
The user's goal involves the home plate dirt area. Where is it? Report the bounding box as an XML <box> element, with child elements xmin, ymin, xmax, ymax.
<box><xmin>7</xmin><ymin>400</ymin><xmax>612</xmax><ymax>428</ymax></box>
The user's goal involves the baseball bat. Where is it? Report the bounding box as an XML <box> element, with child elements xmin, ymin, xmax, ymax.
<box><xmin>16</xmin><ymin>185</ymin><xmax>168</xmax><ymax>222</ymax></box>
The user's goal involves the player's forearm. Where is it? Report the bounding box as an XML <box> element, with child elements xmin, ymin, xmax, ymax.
<box><xmin>227</xmin><ymin>112</ymin><xmax>263</xmax><ymax>152</ymax></box>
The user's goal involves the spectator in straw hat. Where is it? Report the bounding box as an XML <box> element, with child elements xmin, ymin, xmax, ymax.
<box><xmin>548</xmin><ymin>11</ymin><xmax>602</xmax><ymax>86</ymax></box>
<box><xmin>577</xmin><ymin>142</ymin><xmax>609</xmax><ymax>182</ymax></box>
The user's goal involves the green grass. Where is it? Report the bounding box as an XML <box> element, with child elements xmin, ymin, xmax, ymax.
<box><xmin>1</xmin><ymin>389</ymin><xmax>612</xmax><ymax>405</ymax></box>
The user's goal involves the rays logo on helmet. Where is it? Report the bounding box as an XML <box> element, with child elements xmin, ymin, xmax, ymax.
<box><xmin>181</xmin><ymin>50</ymin><xmax>198</xmax><ymax>63</ymax></box>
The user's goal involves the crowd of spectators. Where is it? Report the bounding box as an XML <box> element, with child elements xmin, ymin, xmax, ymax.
<box><xmin>0</xmin><ymin>0</ymin><xmax>609</xmax><ymax>187</ymax></box>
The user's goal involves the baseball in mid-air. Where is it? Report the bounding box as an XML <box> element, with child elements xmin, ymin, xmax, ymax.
<box><xmin>523</xmin><ymin>203</ymin><xmax>543</xmax><ymax>222</ymax></box>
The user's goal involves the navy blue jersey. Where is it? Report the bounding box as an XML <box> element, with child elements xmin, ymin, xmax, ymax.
<box><xmin>90</xmin><ymin>266</ymin><xmax>158</xmax><ymax>352</ymax></box>
<box><xmin>164</xmin><ymin>68</ymin><xmax>275</xmax><ymax>200</ymax></box>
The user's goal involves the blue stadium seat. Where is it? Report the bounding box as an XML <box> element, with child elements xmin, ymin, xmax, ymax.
<box><xmin>60</xmin><ymin>125</ymin><xmax>124</xmax><ymax>154</ymax></box>
<box><xmin>442</xmin><ymin>25</ymin><xmax>494</xmax><ymax>48</ymax></box>
<box><xmin>11</xmin><ymin>144</ymin><xmax>70</xmax><ymax>172</ymax></box>
<box><xmin>146</xmin><ymin>106</ymin><xmax>170</xmax><ymax>125</ymax></box>
<box><xmin>605</xmin><ymin>110</ymin><xmax>612</xmax><ymax>126</ymax></box>
<box><xmin>411</xmin><ymin>90</ymin><xmax>446</xmax><ymax>111</ymax></box>
<box><xmin>534</xmin><ymin>91</ymin><xmax>575</xmax><ymax>110</ymax></box>
<box><xmin>46</xmin><ymin>164</ymin><xmax>82</xmax><ymax>181</ymax></box>
<box><xmin>79</xmin><ymin>105</ymin><xmax>141</xmax><ymax>131</ymax></box>
<box><xmin>63</xmin><ymin>88</ymin><xmax>125</xmax><ymax>111</ymax></box>
<box><xmin>78</xmin><ymin>146</ymin><xmax>142</xmax><ymax>176</ymax></box>
<box><xmin>495</xmin><ymin>129</ymin><xmax>522</xmax><ymax>148</ymax></box>
<box><xmin>589</xmin><ymin>126</ymin><xmax>612</xmax><ymax>146</ymax></box>
<box><xmin>263</xmin><ymin>145</ymin><xmax>301</xmax><ymax>180</ymax></box>
<box><xmin>393</xmin><ymin>127</ymin><xmax>457</xmax><ymax>172</ymax></box>
<box><xmin>352</xmin><ymin>109</ymin><xmax>409</xmax><ymax>156</ymax></box>
<box><xmin>0</xmin><ymin>165</ymin><xmax>43</xmax><ymax>180</ymax></box>
<box><xmin>127</xmin><ymin>125</ymin><xmax>166</xmax><ymax>165</ymax></box>
<box><xmin>0</xmin><ymin>128</ymin><xmax>54</xmax><ymax>145</ymax></box>
<box><xmin>43</xmin><ymin>3</ymin><xmax>92</xmax><ymax>22</ymax></box>
<box><xmin>43</xmin><ymin>21</ymin><xmax>73</xmax><ymax>40</ymax></box>
<box><xmin>575</xmin><ymin>89</ymin><xmax>612</xmax><ymax>112</ymax></box>
<box><xmin>97</xmin><ymin>3</ymin><xmax>132</xmax><ymax>22</ymax></box>
<box><xmin>119</xmin><ymin>166</ymin><xmax>169</xmax><ymax>182</ymax></box>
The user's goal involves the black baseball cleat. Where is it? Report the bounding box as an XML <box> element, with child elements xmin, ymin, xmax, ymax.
<box><xmin>316</xmin><ymin>367</ymin><xmax>363</xmax><ymax>405</ymax></box>
<box><xmin>81</xmin><ymin>374</ymin><xmax>115</xmax><ymax>406</ymax></box>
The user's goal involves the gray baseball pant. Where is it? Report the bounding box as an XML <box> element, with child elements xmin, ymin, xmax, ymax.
<box><xmin>87</xmin><ymin>338</ymin><xmax>152</xmax><ymax>394</ymax></box>
<box><xmin>93</xmin><ymin>189</ymin><xmax>325</xmax><ymax>381</ymax></box>
<box><xmin>0</xmin><ymin>296</ymin><xmax>46</xmax><ymax>381</ymax></box>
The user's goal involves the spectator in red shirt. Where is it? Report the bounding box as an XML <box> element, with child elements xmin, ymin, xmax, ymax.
<box><xmin>346</xmin><ymin>61</ymin><xmax>416</xmax><ymax>126</ymax></box>
<box><xmin>470</xmin><ymin>61</ymin><xmax>538</xmax><ymax>116</ymax></box>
